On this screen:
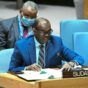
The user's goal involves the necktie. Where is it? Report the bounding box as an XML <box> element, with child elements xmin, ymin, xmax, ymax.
<box><xmin>23</xmin><ymin>29</ymin><xmax>28</xmax><ymax>38</ymax></box>
<box><xmin>38</xmin><ymin>45</ymin><xmax>45</xmax><ymax>68</ymax></box>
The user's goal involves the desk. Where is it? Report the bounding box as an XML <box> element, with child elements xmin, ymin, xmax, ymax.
<box><xmin>0</xmin><ymin>73</ymin><xmax>88</xmax><ymax>88</ymax></box>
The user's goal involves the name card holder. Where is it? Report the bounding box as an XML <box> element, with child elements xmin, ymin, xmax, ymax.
<box><xmin>63</xmin><ymin>68</ymin><xmax>88</xmax><ymax>78</ymax></box>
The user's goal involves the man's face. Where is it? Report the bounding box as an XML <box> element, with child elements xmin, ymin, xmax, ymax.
<box><xmin>34</xmin><ymin>23</ymin><xmax>52</xmax><ymax>44</ymax></box>
<box><xmin>20</xmin><ymin>7</ymin><xmax>37</xmax><ymax>27</ymax></box>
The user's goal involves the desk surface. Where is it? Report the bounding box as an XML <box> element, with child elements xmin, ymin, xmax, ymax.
<box><xmin>0</xmin><ymin>73</ymin><xmax>88</xmax><ymax>88</ymax></box>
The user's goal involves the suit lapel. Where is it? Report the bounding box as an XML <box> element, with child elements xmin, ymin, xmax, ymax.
<box><xmin>27</xmin><ymin>37</ymin><xmax>36</xmax><ymax>64</ymax></box>
<box><xmin>12</xmin><ymin>16</ymin><xmax>19</xmax><ymax>40</ymax></box>
<box><xmin>45</xmin><ymin>40</ymin><xmax>53</xmax><ymax>67</ymax></box>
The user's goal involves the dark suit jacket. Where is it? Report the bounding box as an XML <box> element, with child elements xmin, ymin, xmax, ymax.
<box><xmin>0</xmin><ymin>16</ymin><xmax>19</xmax><ymax>50</ymax></box>
<box><xmin>9</xmin><ymin>35</ymin><xmax>84</xmax><ymax>72</ymax></box>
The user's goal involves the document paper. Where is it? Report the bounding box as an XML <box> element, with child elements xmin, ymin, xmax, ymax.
<box><xmin>17</xmin><ymin>68</ymin><xmax>63</xmax><ymax>81</ymax></box>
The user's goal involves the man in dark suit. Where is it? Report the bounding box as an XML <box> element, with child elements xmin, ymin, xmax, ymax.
<box><xmin>9</xmin><ymin>18</ymin><xmax>84</xmax><ymax>72</ymax></box>
<box><xmin>0</xmin><ymin>1</ymin><xmax>38</xmax><ymax>50</ymax></box>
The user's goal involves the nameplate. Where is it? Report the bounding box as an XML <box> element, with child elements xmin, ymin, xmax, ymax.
<box><xmin>63</xmin><ymin>68</ymin><xmax>88</xmax><ymax>78</ymax></box>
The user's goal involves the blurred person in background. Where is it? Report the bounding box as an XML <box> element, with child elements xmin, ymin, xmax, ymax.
<box><xmin>0</xmin><ymin>1</ymin><xmax>38</xmax><ymax>50</ymax></box>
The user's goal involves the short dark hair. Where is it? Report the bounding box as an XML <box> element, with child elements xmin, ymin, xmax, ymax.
<box><xmin>34</xmin><ymin>17</ymin><xmax>51</xmax><ymax>27</ymax></box>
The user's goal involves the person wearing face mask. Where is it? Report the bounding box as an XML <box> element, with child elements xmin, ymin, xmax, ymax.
<box><xmin>0</xmin><ymin>1</ymin><xmax>38</xmax><ymax>50</ymax></box>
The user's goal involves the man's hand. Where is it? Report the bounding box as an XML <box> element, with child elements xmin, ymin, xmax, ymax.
<box><xmin>25</xmin><ymin>63</ymin><xmax>42</xmax><ymax>71</ymax></box>
<box><xmin>62</xmin><ymin>61</ymin><xmax>76</xmax><ymax>71</ymax></box>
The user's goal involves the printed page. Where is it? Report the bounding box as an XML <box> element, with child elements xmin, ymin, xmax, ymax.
<box><xmin>17</xmin><ymin>68</ymin><xmax>63</xmax><ymax>81</ymax></box>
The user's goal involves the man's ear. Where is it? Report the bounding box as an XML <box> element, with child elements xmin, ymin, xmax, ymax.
<box><xmin>19</xmin><ymin>8</ymin><xmax>23</xmax><ymax>13</ymax></box>
<box><xmin>19</xmin><ymin>8</ymin><xmax>23</xmax><ymax>18</ymax></box>
<box><xmin>33</xmin><ymin>28</ymin><xmax>37</xmax><ymax>34</ymax></box>
<box><xmin>32</xmin><ymin>28</ymin><xmax>36</xmax><ymax>32</ymax></box>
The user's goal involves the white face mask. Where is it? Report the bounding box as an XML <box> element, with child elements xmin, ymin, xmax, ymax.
<box><xmin>21</xmin><ymin>16</ymin><xmax>35</xmax><ymax>27</ymax></box>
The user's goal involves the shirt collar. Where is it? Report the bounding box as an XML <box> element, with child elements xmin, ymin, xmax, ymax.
<box><xmin>34</xmin><ymin>37</ymin><xmax>45</xmax><ymax>47</ymax></box>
